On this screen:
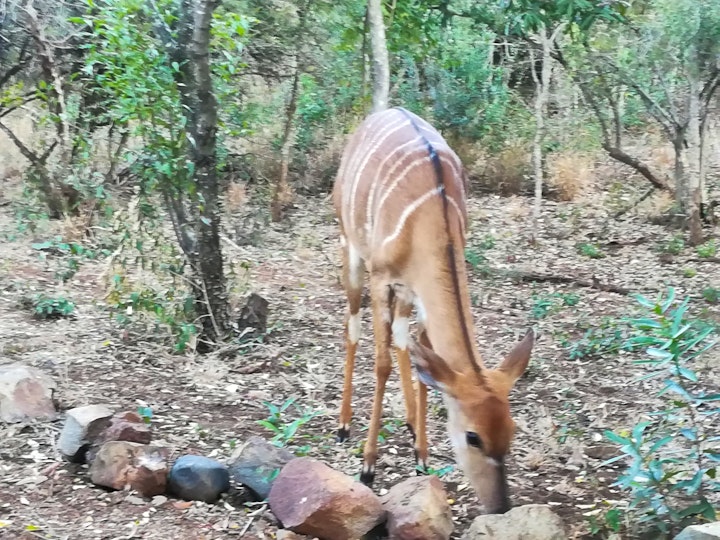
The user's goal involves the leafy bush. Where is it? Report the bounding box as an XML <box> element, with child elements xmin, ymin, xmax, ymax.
<box><xmin>257</xmin><ymin>397</ymin><xmax>323</xmax><ymax>453</ymax></box>
<box><xmin>29</xmin><ymin>294</ymin><xmax>76</xmax><ymax>319</ymax></box>
<box><xmin>659</xmin><ymin>236</ymin><xmax>685</xmax><ymax>255</ymax></box>
<box><xmin>564</xmin><ymin>317</ymin><xmax>633</xmax><ymax>360</ymax></box>
<box><xmin>695</xmin><ymin>241</ymin><xmax>717</xmax><ymax>259</ymax></box>
<box><xmin>702</xmin><ymin>288</ymin><xmax>719</xmax><ymax>305</ymax></box>
<box><xmin>530</xmin><ymin>292</ymin><xmax>580</xmax><ymax>320</ymax></box>
<box><xmin>576</xmin><ymin>242</ymin><xmax>605</xmax><ymax>259</ymax></box>
<box><xmin>603</xmin><ymin>288</ymin><xmax>720</xmax><ymax>536</ymax></box>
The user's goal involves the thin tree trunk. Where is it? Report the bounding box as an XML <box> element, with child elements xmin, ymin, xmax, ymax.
<box><xmin>686</xmin><ymin>65</ymin><xmax>703</xmax><ymax>245</ymax></box>
<box><xmin>360</xmin><ymin>6</ymin><xmax>370</xmax><ymax>109</ymax></box>
<box><xmin>271</xmin><ymin>59</ymin><xmax>300</xmax><ymax>222</ymax></box>
<box><xmin>529</xmin><ymin>24</ymin><xmax>562</xmax><ymax>244</ymax></box>
<box><xmin>367</xmin><ymin>0</ymin><xmax>389</xmax><ymax>112</ymax></box>
<box><xmin>188</xmin><ymin>0</ymin><xmax>229</xmax><ymax>347</ymax></box>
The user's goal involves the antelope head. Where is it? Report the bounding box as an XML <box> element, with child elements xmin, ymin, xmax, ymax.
<box><xmin>410</xmin><ymin>329</ymin><xmax>535</xmax><ymax>514</ymax></box>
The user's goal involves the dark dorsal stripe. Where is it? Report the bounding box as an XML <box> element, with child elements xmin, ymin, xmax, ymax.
<box><xmin>394</xmin><ymin>107</ymin><xmax>482</xmax><ymax>379</ymax></box>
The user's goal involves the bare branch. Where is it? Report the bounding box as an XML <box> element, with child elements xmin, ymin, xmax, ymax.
<box><xmin>0</xmin><ymin>119</ymin><xmax>40</xmax><ymax>164</ymax></box>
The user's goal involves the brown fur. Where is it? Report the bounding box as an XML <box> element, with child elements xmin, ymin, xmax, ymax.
<box><xmin>333</xmin><ymin>107</ymin><xmax>534</xmax><ymax>514</ymax></box>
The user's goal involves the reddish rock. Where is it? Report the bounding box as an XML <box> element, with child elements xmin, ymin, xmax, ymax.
<box><xmin>269</xmin><ymin>457</ymin><xmax>385</xmax><ymax>540</ymax></box>
<box><xmin>0</xmin><ymin>363</ymin><xmax>56</xmax><ymax>423</ymax></box>
<box><xmin>276</xmin><ymin>531</ymin><xmax>310</xmax><ymax>540</ymax></box>
<box><xmin>382</xmin><ymin>476</ymin><xmax>453</xmax><ymax>540</ymax></box>
<box><xmin>90</xmin><ymin>441</ymin><xmax>169</xmax><ymax>497</ymax></box>
<box><xmin>98</xmin><ymin>410</ymin><xmax>152</xmax><ymax>445</ymax></box>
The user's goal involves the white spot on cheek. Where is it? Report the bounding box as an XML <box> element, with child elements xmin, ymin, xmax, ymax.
<box><xmin>392</xmin><ymin>317</ymin><xmax>409</xmax><ymax>349</ymax></box>
<box><xmin>486</xmin><ymin>456</ymin><xmax>501</xmax><ymax>467</ymax></box>
<box><xmin>450</xmin><ymin>429</ymin><xmax>466</xmax><ymax>453</ymax></box>
<box><xmin>348</xmin><ymin>313</ymin><xmax>361</xmax><ymax>344</ymax></box>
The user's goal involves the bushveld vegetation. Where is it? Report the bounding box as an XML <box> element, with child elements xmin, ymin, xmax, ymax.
<box><xmin>1</xmin><ymin>0</ymin><xmax>719</xmax><ymax>538</ymax></box>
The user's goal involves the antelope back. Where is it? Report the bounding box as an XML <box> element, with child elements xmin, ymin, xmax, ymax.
<box><xmin>332</xmin><ymin>107</ymin><xmax>468</xmax><ymax>264</ymax></box>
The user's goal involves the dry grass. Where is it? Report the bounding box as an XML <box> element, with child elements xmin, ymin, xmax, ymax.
<box><xmin>226</xmin><ymin>182</ymin><xmax>248</xmax><ymax>213</ymax></box>
<box><xmin>482</xmin><ymin>143</ymin><xmax>531</xmax><ymax>195</ymax></box>
<box><xmin>638</xmin><ymin>190</ymin><xmax>676</xmax><ymax>219</ymax></box>
<box><xmin>547</xmin><ymin>152</ymin><xmax>596</xmax><ymax>201</ymax></box>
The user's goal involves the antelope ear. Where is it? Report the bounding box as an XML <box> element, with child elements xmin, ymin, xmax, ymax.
<box><xmin>409</xmin><ymin>339</ymin><xmax>458</xmax><ymax>394</ymax></box>
<box><xmin>497</xmin><ymin>328</ymin><xmax>535</xmax><ymax>386</ymax></box>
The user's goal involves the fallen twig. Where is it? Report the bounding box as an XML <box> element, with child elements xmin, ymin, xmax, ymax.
<box><xmin>500</xmin><ymin>269</ymin><xmax>632</xmax><ymax>295</ymax></box>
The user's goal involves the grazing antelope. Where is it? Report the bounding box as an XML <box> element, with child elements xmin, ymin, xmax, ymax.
<box><xmin>332</xmin><ymin>106</ymin><xmax>535</xmax><ymax>514</ymax></box>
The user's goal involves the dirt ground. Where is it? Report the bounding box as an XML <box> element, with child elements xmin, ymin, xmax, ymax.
<box><xmin>1</xmin><ymin>178</ymin><xmax>719</xmax><ymax>540</ymax></box>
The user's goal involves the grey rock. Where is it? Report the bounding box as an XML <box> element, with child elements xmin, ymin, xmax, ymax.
<box><xmin>228</xmin><ymin>436</ymin><xmax>295</xmax><ymax>499</ymax></box>
<box><xmin>675</xmin><ymin>522</ymin><xmax>720</xmax><ymax>540</ymax></box>
<box><xmin>57</xmin><ymin>404</ymin><xmax>113</xmax><ymax>462</ymax></box>
<box><xmin>0</xmin><ymin>363</ymin><xmax>57</xmax><ymax>423</ymax></box>
<box><xmin>168</xmin><ymin>455</ymin><xmax>230</xmax><ymax>503</ymax></box>
<box><xmin>461</xmin><ymin>504</ymin><xmax>566</xmax><ymax>540</ymax></box>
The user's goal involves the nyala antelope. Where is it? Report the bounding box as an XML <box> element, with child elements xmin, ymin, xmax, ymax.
<box><xmin>332</xmin><ymin>107</ymin><xmax>535</xmax><ymax>514</ymax></box>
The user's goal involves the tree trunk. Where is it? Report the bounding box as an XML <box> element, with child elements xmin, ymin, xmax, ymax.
<box><xmin>187</xmin><ymin>0</ymin><xmax>229</xmax><ymax>347</ymax></box>
<box><xmin>686</xmin><ymin>67</ymin><xmax>703</xmax><ymax>245</ymax></box>
<box><xmin>529</xmin><ymin>25</ymin><xmax>561</xmax><ymax>244</ymax></box>
<box><xmin>271</xmin><ymin>59</ymin><xmax>300</xmax><ymax>222</ymax></box>
<box><xmin>367</xmin><ymin>0</ymin><xmax>389</xmax><ymax>113</ymax></box>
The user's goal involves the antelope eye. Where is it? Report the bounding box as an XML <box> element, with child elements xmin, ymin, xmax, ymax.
<box><xmin>466</xmin><ymin>431</ymin><xmax>483</xmax><ymax>449</ymax></box>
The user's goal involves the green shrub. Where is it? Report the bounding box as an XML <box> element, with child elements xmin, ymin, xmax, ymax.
<box><xmin>695</xmin><ymin>241</ymin><xmax>717</xmax><ymax>259</ymax></box>
<box><xmin>602</xmin><ymin>288</ymin><xmax>720</xmax><ymax>537</ymax></box>
<box><xmin>29</xmin><ymin>294</ymin><xmax>76</xmax><ymax>319</ymax></box>
<box><xmin>576</xmin><ymin>242</ymin><xmax>605</xmax><ymax>259</ymax></box>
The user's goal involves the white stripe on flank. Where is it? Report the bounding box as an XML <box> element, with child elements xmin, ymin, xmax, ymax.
<box><xmin>348</xmin><ymin>116</ymin><xmax>410</xmax><ymax>230</ymax></box>
<box><xmin>342</xmin><ymin>115</ymin><xmax>392</xmax><ymax>208</ymax></box>
<box><xmin>374</xmin><ymin>155</ymin><xmax>431</xmax><ymax>222</ymax></box>
<box><xmin>446</xmin><ymin>195</ymin><xmax>466</xmax><ymax>235</ymax></box>
<box><xmin>381</xmin><ymin>186</ymin><xmax>443</xmax><ymax>247</ymax></box>
<box><xmin>365</xmin><ymin>136</ymin><xmax>423</xmax><ymax>237</ymax></box>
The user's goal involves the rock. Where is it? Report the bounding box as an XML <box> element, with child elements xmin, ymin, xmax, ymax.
<box><xmin>0</xmin><ymin>363</ymin><xmax>57</xmax><ymax>423</ymax></box>
<box><xmin>228</xmin><ymin>436</ymin><xmax>295</xmax><ymax>499</ymax></box>
<box><xmin>237</xmin><ymin>293</ymin><xmax>269</xmax><ymax>340</ymax></box>
<box><xmin>675</xmin><ymin>522</ymin><xmax>720</xmax><ymax>540</ymax></box>
<box><xmin>89</xmin><ymin>441</ymin><xmax>169</xmax><ymax>497</ymax></box>
<box><xmin>168</xmin><ymin>455</ymin><xmax>230</xmax><ymax>503</ymax></box>
<box><xmin>97</xmin><ymin>411</ymin><xmax>152</xmax><ymax>445</ymax></box>
<box><xmin>57</xmin><ymin>404</ymin><xmax>113</xmax><ymax>462</ymax></box>
<box><xmin>382</xmin><ymin>476</ymin><xmax>453</xmax><ymax>540</ymax></box>
<box><xmin>461</xmin><ymin>505</ymin><xmax>566</xmax><ymax>540</ymax></box>
<box><xmin>276</xmin><ymin>531</ymin><xmax>310</xmax><ymax>540</ymax></box>
<box><xmin>269</xmin><ymin>457</ymin><xmax>385</xmax><ymax>540</ymax></box>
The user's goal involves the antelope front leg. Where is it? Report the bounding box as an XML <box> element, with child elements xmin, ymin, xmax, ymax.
<box><xmin>392</xmin><ymin>286</ymin><xmax>417</xmax><ymax>439</ymax></box>
<box><xmin>361</xmin><ymin>278</ymin><xmax>394</xmax><ymax>486</ymax></box>
<box><xmin>414</xmin><ymin>324</ymin><xmax>433</xmax><ymax>472</ymax></box>
<box><xmin>337</xmin><ymin>241</ymin><xmax>364</xmax><ymax>442</ymax></box>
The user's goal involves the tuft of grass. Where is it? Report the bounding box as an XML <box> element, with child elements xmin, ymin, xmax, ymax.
<box><xmin>695</xmin><ymin>240</ymin><xmax>717</xmax><ymax>259</ymax></box>
<box><xmin>682</xmin><ymin>268</ymin><xmax>697</xmax><ymax>278</ymax></box>
<box><xmin>576</xmin><ymin>242</ymin><xmax>605</xmax><ymax>259</ymax></box>
<box><xmin>547</xmin><ymin>152</ymin><xmax>594</xmax><ymax>201</ymax></box>
<box><xmin>658</xmin><ymin>236</ymin><xmax>684</xmax><ymax>255</ymax></box>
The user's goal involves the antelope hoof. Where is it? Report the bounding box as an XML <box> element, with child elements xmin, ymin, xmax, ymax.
<box><xmin>360</xmin><ymin>464</ymin><xmax>375</xmax><ymax>486</ymax></box>
<box><xmin>336</xmin><ymin>425</ymin><xmax>350</xmax><ymax>443</ymax></box>
<box><xmin>414</xmin><ymin>450</ymin><xmax>428</xmax><ymax>475</ymax></box>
